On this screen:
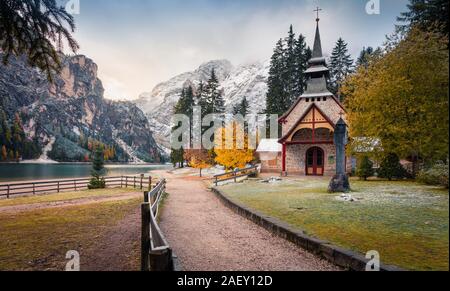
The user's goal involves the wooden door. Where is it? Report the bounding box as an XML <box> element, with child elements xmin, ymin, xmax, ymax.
<box><xmin>306</xmin><ymin>147</ymin><xmax>324</xmax><ymax>176</ymax></box>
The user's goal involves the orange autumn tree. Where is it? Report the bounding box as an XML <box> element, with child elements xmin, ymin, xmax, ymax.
<box><xmin>184</xmin><ymin>149</ymin><xmax>212</xmax><ymax>177</ymax></box>
<box><xmin>214</xmin><ymin>123</ymin><xmax>255</xmax><ymax>171</ymax></box>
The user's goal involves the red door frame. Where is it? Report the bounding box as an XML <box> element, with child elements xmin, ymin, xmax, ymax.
<box><xmin>306</xmin><ymin>147</ymin><xmax>325</xmax><ymax>176</ymax></box>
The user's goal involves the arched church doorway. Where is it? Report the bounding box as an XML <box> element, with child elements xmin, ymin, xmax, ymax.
<box><xmin>306</xmin><ymin>147</ymin><xmax>324</xmax><ymax>176</ymax></box>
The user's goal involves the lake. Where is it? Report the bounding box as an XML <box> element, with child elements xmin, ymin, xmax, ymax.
<box><xmin>0</xmin><ymin>164</ymin><xmax>172</xmax><ymax>182</ymax></box>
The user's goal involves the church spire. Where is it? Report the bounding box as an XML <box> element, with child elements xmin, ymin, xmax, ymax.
<box><xmin>312</xmin><ymin>7</ymin><xmax>323</xmax><ymax>58</ymax></box>
<box><xmin>300</xmin><ymin>7</ymin><xmax>334</xmax><ymax>99</ymax></box>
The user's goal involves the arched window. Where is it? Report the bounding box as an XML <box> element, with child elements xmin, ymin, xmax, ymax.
<box><xmin>314</xmin><ymin>128</ymin><xmax>333</xmax><ymax>142</ymax></box>
<box><xmin>292</xmin><ymin>128</ymin><xmax>313</xmax><ymax>142</ymax></box>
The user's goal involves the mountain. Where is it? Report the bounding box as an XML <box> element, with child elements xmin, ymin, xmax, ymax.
<box><xmin>135</xmin><ymin>59</ymin><xmax>270</xmax><ymax>150</ymax></box>
<box><xmin>0</xmin><ymin>54</ymin><xmax>163</xmax><ymax>163</ymax></box>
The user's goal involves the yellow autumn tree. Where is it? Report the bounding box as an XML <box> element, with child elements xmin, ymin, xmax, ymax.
<box><xmin>343</xmin><ymin>26</ymin><xmax>449</xmax><ymax>174</ymax></box>
<box><xmin>214</xmin><ymin>123</ymin><xmax>255</xmax><ymax>171</ymax></box>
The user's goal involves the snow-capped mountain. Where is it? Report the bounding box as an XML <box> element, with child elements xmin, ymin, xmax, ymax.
<box><xmin>134</xmin><ymin>59</ymin><xmax>270</xmax><ymax>150</ymax></box>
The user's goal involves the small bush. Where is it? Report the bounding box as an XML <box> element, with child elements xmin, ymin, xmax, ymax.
<box><xmin>88</xmin><ymin>177</ymin><xmax>106</xmax><ymax>190</ymax></box>
<box><xmin>378</xmin><ymin>153</ymin><xmax>408</xmax><ymax>181</ymax></box>
<box><xmin>356</xmin><ymin>156</ymin><xmax>375</xmax><ymax>181</ymax></box>
<box><xmin>417</xmin><ymin>162</ymin><xmax>449</xmax><ymax>188</ymax></box>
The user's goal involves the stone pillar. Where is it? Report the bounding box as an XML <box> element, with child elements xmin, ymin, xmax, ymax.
<box><xmin>328</xmin><ymin>118</ymin><xmax>351</xmax><ymax>192</ymax></box>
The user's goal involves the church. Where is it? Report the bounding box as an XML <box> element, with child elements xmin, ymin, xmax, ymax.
<box><xmin>258</xmin><ymin>16</ymin><xmax>352</xmax><ymax>176</ymax></box>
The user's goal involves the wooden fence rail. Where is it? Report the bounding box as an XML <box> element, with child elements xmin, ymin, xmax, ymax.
<box><xmin>0</xmin><ymin>175</ymin><xmax>155</xmax><ymax>199</ymax></box>
<box><xmin>213</xmin><ymin>165</ymin><xmax>259</xmax><ymax>186</ymax></box>
<box><xmin>141</xmin><ymin>179</ymin><xmax>176</xmax><ymax>271</ymax></box>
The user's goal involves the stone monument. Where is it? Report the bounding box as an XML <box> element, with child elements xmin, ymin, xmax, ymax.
<box><xmin>328</xmin><ymin>118</ymin><xmax>351</xmax><ymax>192</ymax></box>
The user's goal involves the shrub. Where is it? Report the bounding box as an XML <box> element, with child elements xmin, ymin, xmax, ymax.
<box><xmin>88</xmin><ymin>148</ymin><xmax>106</xmax><ymax>189</ymax></box>
<box><xmin>356</xmin><ymin>156</ymin><xmax>375</xmax><ymax>181</ymax></box>
<box><xmin>417</xmin><ymin>162</ymin><xmax>449</xmax><ymax>188</ymax></box>
<box><xmin>378</xmin><ymin>153</ymin><xmax>408</xmax><ymax>181</ymax></box>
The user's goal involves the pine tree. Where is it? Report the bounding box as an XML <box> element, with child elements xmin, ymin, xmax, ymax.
<box><xmin>171</xmin><ymin>85</ymin><xmax>196</xmax><ymax>166</ymax></box>
<box><xmin>356</xmin><ymin>47</ymin><xmax>383</xmax><ymax>69</ymax></box>
<box><xmin>204</xmin><ymin>69</ymin><xmax>225</xmax><ymax>115</ymax></box>
<box><xmin>398</xmin><ymin>0</ymin><xmax>449</xmax><ymax>37</ymax></box>
<box><xmin>266</xmin><ymin>39</ymin><xmax>286</xmax><ymax>116</ymax></box>
<box><xmin>378</xmin><ymin>153</ymin><xmax>408</xmax><ymax>181</ymax></box>
<box><xmin>88</xmin><ymin>147</ymin><xmax>106</xmax><ymax>189</ymax></box>
<box><xmin>329</xmin><ymin>38</ymin><xmax>354</xmax><ymax>101</ymax></box>
<box><xmin>233</xmin><ymin>97</ymin><xmax>250</xmax><ymax>117</ymax></box>
<box><xmin>294</xmin><ymin>34</ymin><xmax>310</xmax><ymax>97</ymax></box>
<box><xmin>0</xmin><ymin>0</ymin><xmax>79</xmax><ymax>82</ymax></box>
<box><xmin>356</xmin><ymin>47</ymin><xmax>374</xmax><ymax>68</ymax></box>
<box><xmin>357</xmin><ymin>156</ymin><xmax>375</xmax><ymax>181</ymax></box>
<box><xmin>283</xmin><ymin>25</ymin><xmax>297</xmax><ymax>106</ymax></box>
<box><xmin>266</xmin><ymin>26</ymin><xmax>311</xmax><ymax>116</ymax></box>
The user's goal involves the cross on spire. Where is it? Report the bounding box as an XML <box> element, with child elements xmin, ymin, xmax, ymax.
<box><xmin>314</xmin><ymin>6</ymin><xmax>322</xmax><ymax>22</ymax></box>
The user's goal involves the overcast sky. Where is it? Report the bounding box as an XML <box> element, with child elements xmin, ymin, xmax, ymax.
<box><xmin>69</xmin><ymin>0</ymin><xmax>409</xmax><ymax>100</ymax></box>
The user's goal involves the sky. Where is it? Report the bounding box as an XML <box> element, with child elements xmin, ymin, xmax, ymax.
<box><xmin>66</xmin><ymin>0</ymin><xmax>410</xmax><ymax>100</ymax></box>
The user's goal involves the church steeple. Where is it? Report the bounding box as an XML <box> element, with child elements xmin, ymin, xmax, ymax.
<box><xmin>312</xmin><ymin>8</ymin><xmax>323</xmax><ymax>59</ymax></box>
<box><xmin>300</xmin><ymin>7</ymin><xmax>333</xmax><ymax>99</ymax></box>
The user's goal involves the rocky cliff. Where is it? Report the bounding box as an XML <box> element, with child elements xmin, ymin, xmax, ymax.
<box><xmin>0</xmin><ymin>54</ymin><xmax>163</xmax><ymax>163</ymax></box>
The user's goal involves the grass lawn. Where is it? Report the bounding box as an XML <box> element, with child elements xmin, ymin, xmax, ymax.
<box><xmin>0</xmin><ymin>188</ymin><xmax>137</xmax><ymax>208</ymax></box>
<box><xmin>219</xmin><ymin>177</ymin><xmax>449</xmax><ymax>271</ymax></box>
<box><xmin>0</xmin><ymin>189</ymin><xmax>141</xmax><ymax>271</ymax></box>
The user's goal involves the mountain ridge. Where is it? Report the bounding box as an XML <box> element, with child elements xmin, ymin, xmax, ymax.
<box><xmin>134</xmin><ymin>59</ymin><xmax>270</xmax><ymax>151</ymax></box>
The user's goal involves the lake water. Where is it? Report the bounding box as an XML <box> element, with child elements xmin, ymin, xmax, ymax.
<box><xmin>0</xmin><ymin>164</ymin><xmax>171</xmax><ymax>182</ymax></box>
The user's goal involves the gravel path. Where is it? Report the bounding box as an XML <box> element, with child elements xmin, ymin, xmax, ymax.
<box><xmin>157</xmin><ymin>171</ymin><xmax>339</xmax><ymax>271</ymax></box>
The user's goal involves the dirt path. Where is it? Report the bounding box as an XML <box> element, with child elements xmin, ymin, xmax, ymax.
<box><xmin>156</xmin><ymin>171</ymin><xmax>339</xmax><ymax>271</ymax></box>
<box><xmin>0</xmin><ymin>192</ymin><xmax>141</xmax><ymax>214</ymax></box>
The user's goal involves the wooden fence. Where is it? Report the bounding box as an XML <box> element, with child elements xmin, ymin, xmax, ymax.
<box><xmin>0</xmin><ymin>175</ymin><xmax>154</xmax><ymax>199</ymax></box>
<box><xmin>141</xmin><ymin>179</ymin><xmax>176</xmax><ymax>271</ymax></box>
<box><xmin>213</xmin><ymin>165</ymin><xmax>259</xmax><ymax>186</ymax></box>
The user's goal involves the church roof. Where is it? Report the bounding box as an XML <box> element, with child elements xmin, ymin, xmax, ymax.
<box><xmin>256</xmin><ymin>139</ymin><xmax>282</xmax><ymax>153</ymax></box>
<box><xmin>279</xmin><ymin>103</ymin><xmax>336</xmax><ymax>143</ymax></box>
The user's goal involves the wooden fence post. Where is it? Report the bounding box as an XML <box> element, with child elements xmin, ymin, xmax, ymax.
<box><xmin>140</xmin><ymin>174</ymin><xmax>144</xmax><ymax>190</ymax></box>
<box><xmin>148</xmin><ymin>176</ymin><xmax>152</xmax><ymax>191</ymax></box>
<box><xmin>134</xmin><ymin>177</ymin><xmax>136</xmax><ymax>189</ymax></box>
<box><xmin>74</xmin><ymin>180</ymin><xmax>77</xmax><ymax>191</ymax></box>
<box><xmin>144</xmin><ymin>191</ymin><xmax>149</xmax><ymax>203</ymax></box>
<box><xmin>120</xmin><ymin>176</ymin><xmax>123</xmax><ymax>188</ymax></box>
<box><xmin>7</xmin><ymin>185</ymin><xmax>10</xmax><ymax>199</ymax></box>
<box><xmin>57</xmin><ymin>181</ymin><xmax>60</xmax><ymax>193</ymax></box>
<box><xmin>125</xmin><ymin>177</ymin><xmax>128</xmax><ymax>188</ymax></box>
<box><xmin>33</xmin><ymin>183</ymin><xmax>35</xmax><ymax>195</ymax></box>
<box><xmin>141</xmin><ymin>203</ymin><xmax>151</xmax><ymax>271</ymax></box>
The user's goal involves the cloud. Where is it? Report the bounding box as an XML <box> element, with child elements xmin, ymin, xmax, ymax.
<box><xmin>72</xmin><ymin>0</ymin><xmax>408</xmax><ymax>100</ymax></box>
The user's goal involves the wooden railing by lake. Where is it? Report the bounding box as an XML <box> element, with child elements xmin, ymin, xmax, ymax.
<box><xmin>213</xmin><ymin>165</ymin><xmax>259</xmax><ymax>186</ymax></box>
<box><xmin>141</xmin><ymin>179</ymin><xmax>178</xmax><ymax>271</ymax></box>
<box><xmin>0</xmin><ymin>175</ymin><xmax>155</xmax><ymax>199</ymax></box>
